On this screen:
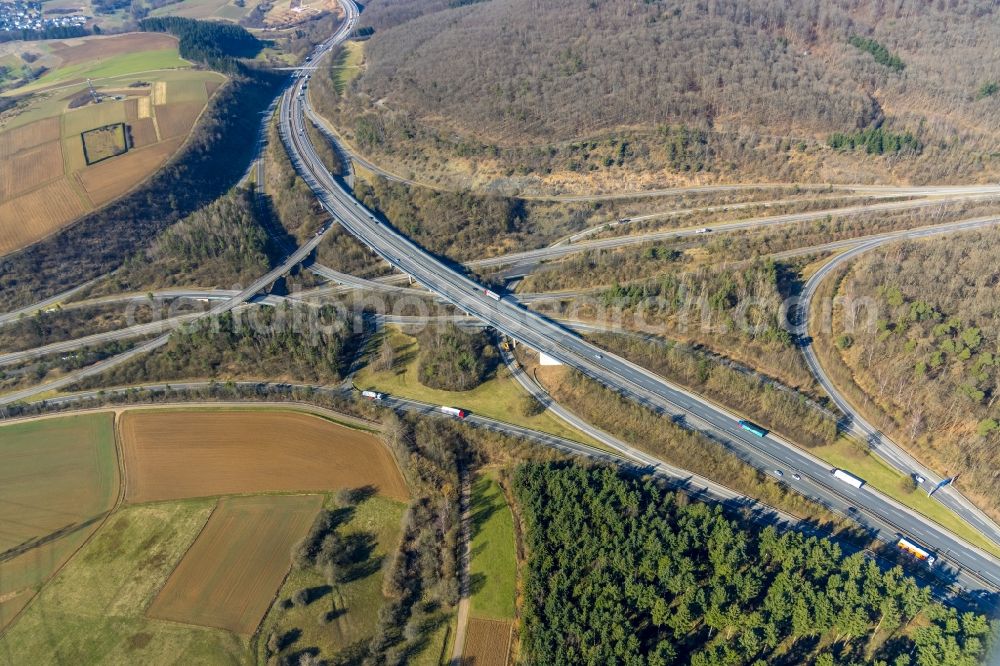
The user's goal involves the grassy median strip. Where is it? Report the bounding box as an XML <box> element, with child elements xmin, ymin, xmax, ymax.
<box><xmin>811</xmin><ymin>437</ymin><xmax>1000</xmax><ymax>559</ymax></box>
<box><xmin>354</xmin><ymin>328</ymin><xmax>610</xmax><ymax>451</ymax></box>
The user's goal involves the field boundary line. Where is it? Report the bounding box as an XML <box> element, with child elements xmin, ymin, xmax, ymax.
<box><xmin>1</xmin><ymin>76</ymin><xmax>230</xmax><ymax>257</ymax></box>
<box><xmin>2</xmin><ymin>399</ymin><xmax>381</xmax><ymax>433</ymax></box>
<box><xmin>0</xmin><ymin>412</ymin><xmax>124</xmax><ymax>639</ymax></box>
<box><xmin>248</xmin><ymin>494</ymin><xmax>328</xmax><ymax>658</ymax></box>
<box><xmin>142</xmin><ymin>498</ymin><xmax>221</xmax><ymax>618</ymax></box>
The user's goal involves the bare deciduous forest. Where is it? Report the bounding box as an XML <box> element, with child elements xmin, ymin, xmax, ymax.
<box><xmin>329</xmin><ymin>0</ymin><xmax>1000</xmax><ymax>189</ymax></box>
<box><xmin>832</xmin><ymin>229</ymin><xmax>1000</xmax><ymax>511</ymax></box>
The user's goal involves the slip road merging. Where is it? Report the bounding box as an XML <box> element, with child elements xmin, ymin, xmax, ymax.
<box><xmin>796</xmin><ymin>216</ymin><xmax>1000</xmax><ymax>553</ymax></box>
<box><xmin>0</xmin><ymin>4</ymin><xmax>359</xmax><ymax>407</ymax></box>
<box><xmin>281</xmin><ymin>39</ymin><xmax>1000</xmax><ymax>593</ymax></box>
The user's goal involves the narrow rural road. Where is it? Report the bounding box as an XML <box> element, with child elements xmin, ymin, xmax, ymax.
<box><xmin>451</xmin><ymin>468</ymin><xmax>472</xmax><ymax>665</ymax></box>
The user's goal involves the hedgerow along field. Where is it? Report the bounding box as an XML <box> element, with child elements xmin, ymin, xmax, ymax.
<box><xmin>147</xmin><ymin>494</ymin><xmax>325</xmax><ymax>633</ymax></box>
<box><xmin>258</xmin><ymin>493</ymin><xmax>407</xmax><ymax>663</ymax></box>
<box><xmin>80</xmin><ymin>123</ymin><xmax>128</xmax><ymax>164</ymax></box>
<box><xmin>0</xmin><ymin>405</ymin><xmax>414</xmax><ymax>662</ymax></box>
<box><xmin>118</xmin><ymin>409</ymin><xmax>409</xmax><ymax>502</ymax></box>
<box><xmin>0</xmin><ymin>32</ymin><xmax>224</xmax><ymax>255</ymax></box>
<box><xmin>0</xmin><ymin>413</ymin><xmax>119</xmax><ymax>630</ymax></box>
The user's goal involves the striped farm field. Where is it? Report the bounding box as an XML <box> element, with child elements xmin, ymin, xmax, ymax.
<box><xmin>0</xmin><ymin>33</ymin><xmax>225</xmax><ymax>256</ymax></box>
<box><xmin>0</xmin><ymin>140</ymin><xmax>63</xmax><ymax>199</ymax></box>
<box><xmin>119</xmin><ymin>409</ymin><xmax>409</xmax><ymax>502</ymax></box>
<box><xmin>154</xmin><ymin>100</ymin><xmax>207</xmax><ymax>139</ymax></box>
<box><xmin>0</xmin><ymin>413</ymin><xmax>119</xmax><ymax>630</ymax></box>
<box><xmin>147</xmin><ymin>494</ymin><xmax>324</xmax><ymax>633</ymax></box>
<box><xmin>128</xmin><ymin>117</ymin><xmax>159</xmax><ymax>147</ymax></box>
<box><xmin>79</xmin><ymin>137</ymin><xmax>181</xmax><ymax>206</ymax></box>
<box><xmin>464</xmin><ymin>617</ymin><xmax>514</xmax><ymax>666</ymax></box>
<box><xmin>0</xmin><ymin>116</ymin><xmax>60</xmax><ymax>158</ymax></box>
<box><xmin>0</xmin><ymin>177</ymin><xmax>88</xmax><ymax>254</ymax></box>
<box><xmin>62</xmin><ymin>100</ymin><xmax>128</xmax><ymax>136</ymax></box>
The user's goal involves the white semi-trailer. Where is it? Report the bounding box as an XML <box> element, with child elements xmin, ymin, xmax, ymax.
<box><xmin>361</xmin><ymin>390</ymin><xmax>385</xmax><ymax>401</ymax></box>
<box><xmin>897</xmin><ymin>537</ymin><xmax>936</xmax><ymax>566</ymax></box>
<box><xmin>440</xmin><ymin>406</ymin><xmax>468</xmax><ymax>419</ymax></box>
<box><xmin>832</xmin><ymin>469</ymin><xmax>865</xmax><ymax>489</ymax></box>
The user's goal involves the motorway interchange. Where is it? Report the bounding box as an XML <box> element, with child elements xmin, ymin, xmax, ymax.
<box><xmin>5</xmin><ymin>0</ymin><xmax>1000</xmax><ymax>603</ymax></box>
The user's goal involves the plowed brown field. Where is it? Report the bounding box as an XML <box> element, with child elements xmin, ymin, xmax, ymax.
<box><xmin>154</xmin><ymin>101</ymin><xmax>204</xmax><ymax>139</ymax></box>
<box><xmin>0</xmin><ymin>177</ymin><xmax>86</xmax><ymax>254</ymax></box>
<box><xmin>147</xmin><ymin>494</ymin><xmax>323</xmax><ymax>633</ymax></box>
<box><xmin>79</xmin><ymin>137</ymin><xmax>180</xmax><ymax>206</ymax></box>
<box><xmin>0</xmin><ymin>140</ymin><xmax>62</xmax><ymax>200</ymax></box>
<box><xmin>0</xmin><ymin>117</ymin><xmax>60</xmax><ymax>159</ymax></box>
<box><xmin>464</xmin><ymin>617</ymin><xmax>513</xmax><ymax>666</ymax></box>
<box><xmin>119</xmin><ymin>409</ymin><xmax>408</xmax><ymax>502</ymax></box>
<box><xmin>51</xmin><ymin>33</ymin><xmax>178</xmax><ymax>66</ymax></box>
<box><xmin>127</xmin><ymin>118</ymin><xmax>158</xmax><ymax>148</ymax></box>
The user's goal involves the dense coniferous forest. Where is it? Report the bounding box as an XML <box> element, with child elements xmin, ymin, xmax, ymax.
<box><xmin>140</xmin><ymin>17</ymin><xmax>265</xmax><ymax>72</ymax></box>
<box><xmin>0</xmin><ymin>25</ymin><xmax>89</xmax><ymax>42</ymax></box>
<box><xmin>514</xmin><ymin>463</ymin><xmax>994</xmax><ymax>666</ymax></box>
<box><xmin>330</xmin><ymin>0</ymin><xmax>1000</xmax><ymax>185</ymax></box>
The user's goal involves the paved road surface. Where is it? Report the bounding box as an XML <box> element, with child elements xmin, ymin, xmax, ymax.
<box><xmin>466</xmin><ymin>194</ymin><xmax>1000</xmax><ymax>272</ymax></box>
<box><xmin>281</xmin><ymin>54</ymin><xmax>1000</xmax><ymax>594</ymax></box>
<box><xmin>14</xmin><ymin>380</ymin><xmax>984</xmax><ymax>605</ymax></box>
<box><xmin>0</xmin><ymin>7</ymin><xmax>359</xmax><ymax>407</ymax></box>
<box><xmin>796</xmin><ymin>215</ymin><xmax>1000</xmax><ymax>556</ymax></box>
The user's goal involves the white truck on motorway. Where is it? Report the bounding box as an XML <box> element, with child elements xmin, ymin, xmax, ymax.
<box><xmin>832</xmin><ymin>468</ymin><xmax>865</xmax><ymax>489</ymax></box>
<box><xmin>897</xmin><ymin>537</ymin><xmax>936</xmax><ymax>566</ymax></box>
<box><xmin>361</xmin><ymin>390</ymin><xmax>385</xmax><ymax>401</ymax></box>
<box><xmin>440</xmin><ymin>406</ymin><xmax>468</xmax><ymax>419</ymax></box>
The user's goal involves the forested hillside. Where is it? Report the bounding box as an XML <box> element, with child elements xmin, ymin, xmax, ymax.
<box><xmin>332</xmin><ymin>0</ymin><xmax>1000</xmax><ymax>189</ymax></box>
<box><xmin>98</xmin><ymin>189</ymin><xmax>273</xmax><ymax>293</ymax></box>
<box><xmin>831</xmin><ymin>229</ymin><xmax>1000</xmax><ymax>514</ymax></box>
<box><xmin>514</xmin><ymin>463</ymin><xmax>994</xmax><ymax>666</ymax></box>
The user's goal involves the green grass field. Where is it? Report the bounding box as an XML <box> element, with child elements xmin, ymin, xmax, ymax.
<box><xmin>354</xmin><ymin>328</ymin><xmax>608</xmax><ymax>450</ymax></box>
<box><xmin>257</xmin><ymin>494</ymin><xmax>407</xmax><ymax>663</ymax></box>
<box><xmin>0</xmin><ymin>413</ymin><xmax>119</xmax><ymax>630</ymax></box>
<box><xmin>810</xmin><ymin>438</ymin><xmax>1000</xmax><ymax>559</ymax></box>
<box><xmin>331</xmin><ymin>41</ymin><xmax>364</xmax><ymax>95</ymax></box>
<box><xmin>0</xmin><ymin>69</ymin><xmax>222</xmax><ymax>134</ymax></box>
<box><xmin>149</xmin><ymin>0</ymin><xmax>259</xmax><ymax>21</ymax></box>
<box><xmin>468</xmin><ymin>473</ymin><xmax>517</xmax><ymax>620</ymax></box>
<box><xmin>62</xmin><ymin>100</ymin><xmax>127</xmax><ymax>137</ymax></box>
<box><xmin>0</xmin><ymin>499</ymin><xmax>248</xmax><ymax>664</ymax></box>
<box><xmin>15</xmin><ymin>49</ymin><xmax>190</xmax><ymax>95</ymax></box>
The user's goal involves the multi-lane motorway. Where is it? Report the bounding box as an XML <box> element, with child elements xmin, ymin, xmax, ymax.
<box><xmin>0</xmin><ymin>6</ymin><xmax>360</xmax><ymax>407</ymax></box>
<box><xmin>275</xmin><ymin>11</ymin><xmax>1000</xmax><ymax>594</ymax></box>
<box><xmin>1</xmin><ymin>0</ymin><xmax>999</xmax><ymax>599</ymax></box>
<box><xmin>797</xmin><ymin>217</ymin><xmax>1000</xmax><ymax>551</ymax></box>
